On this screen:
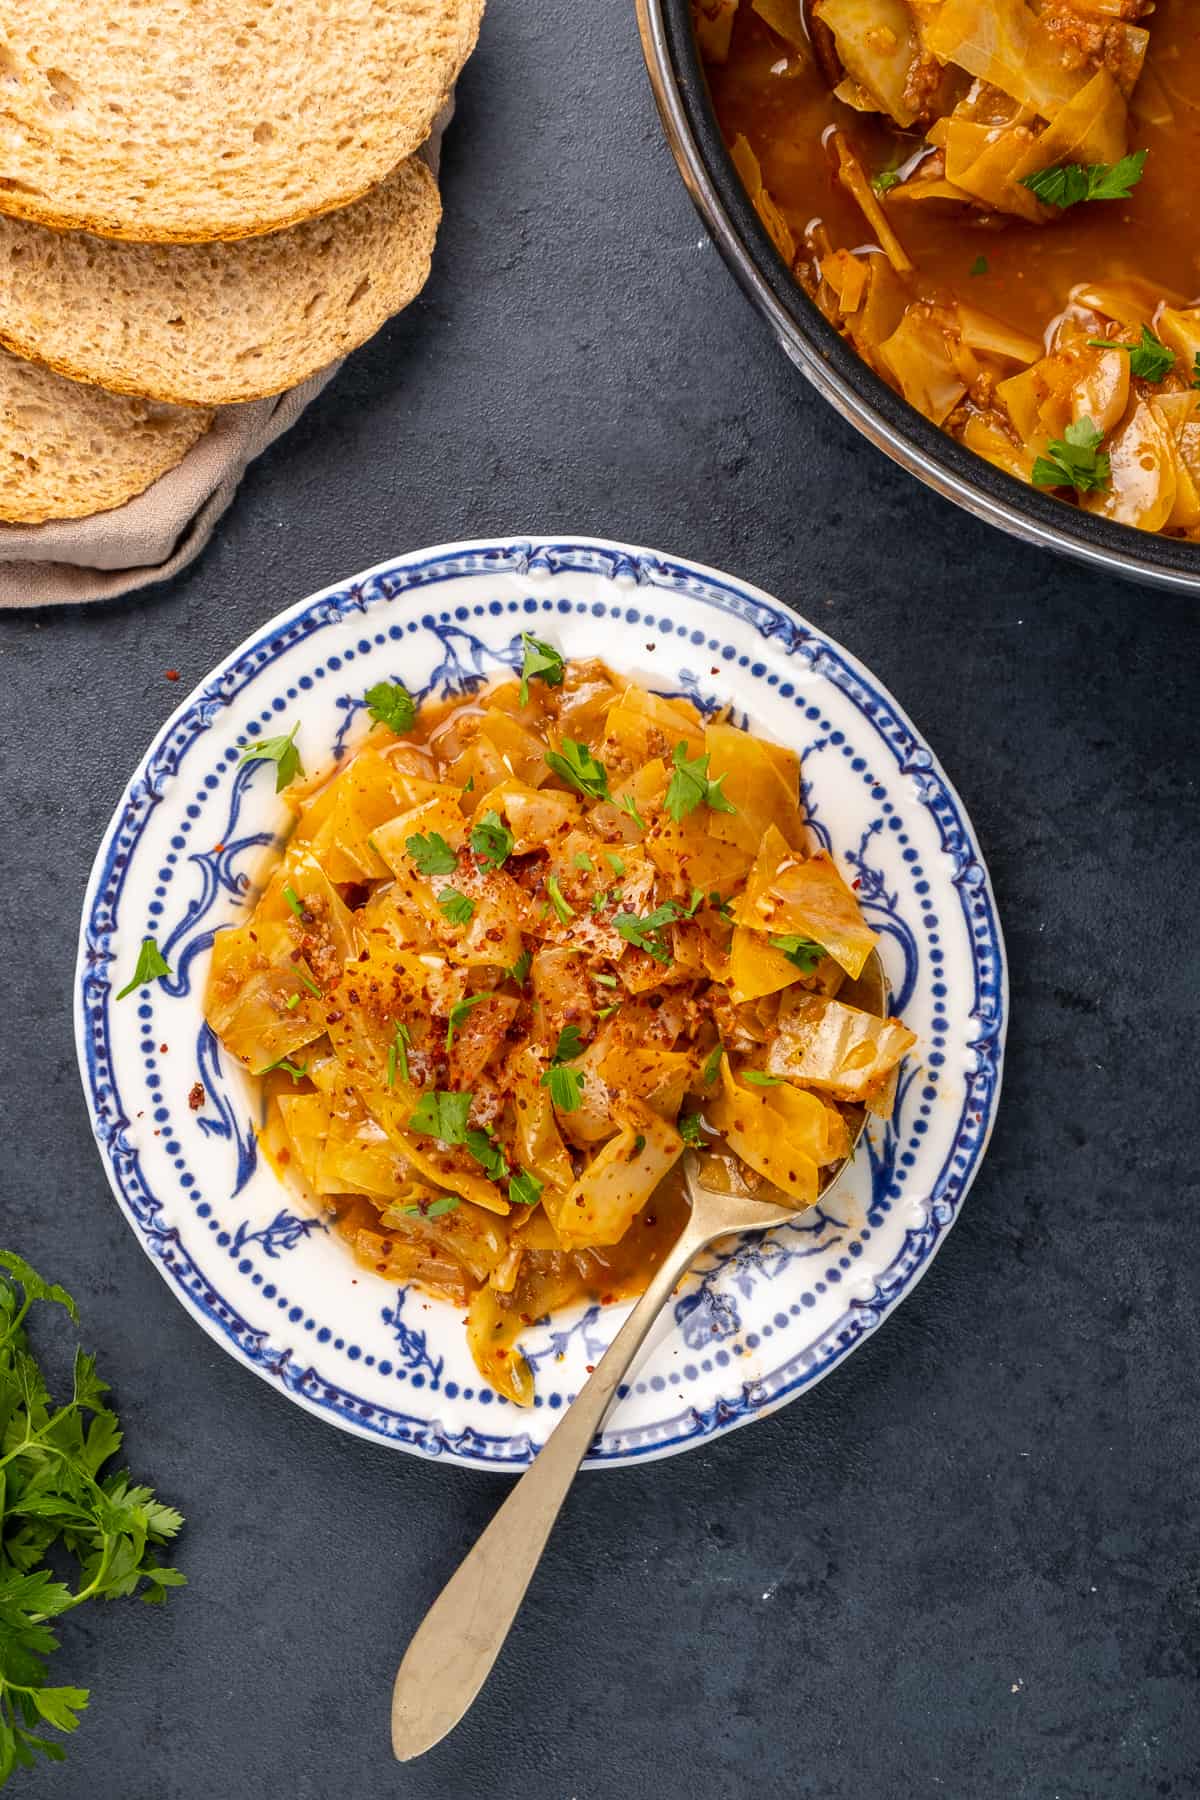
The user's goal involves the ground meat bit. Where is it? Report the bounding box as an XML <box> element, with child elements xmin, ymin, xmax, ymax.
<box><xmin>188</xmin><ymin>1082</ymin><xmax>205</xmax><ymax>1111</ymax></box>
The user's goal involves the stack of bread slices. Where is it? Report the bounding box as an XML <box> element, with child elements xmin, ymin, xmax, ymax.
<box><xmin>0</xmin><ymin>0</ymin><xmax>484</xmax><ymax>525</ymax></box>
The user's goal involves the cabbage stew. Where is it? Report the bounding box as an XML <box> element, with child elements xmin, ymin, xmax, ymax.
<box><xmin>698</xmin><ymin>0</ymin><xmax>1200</xmax><ymax>539</ymax></box>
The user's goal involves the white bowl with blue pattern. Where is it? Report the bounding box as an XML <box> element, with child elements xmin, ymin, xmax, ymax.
<box><xmin>75</xmin><ymin>537</ymin><xmax>1006</xmax><ymax>1470</ymax></box>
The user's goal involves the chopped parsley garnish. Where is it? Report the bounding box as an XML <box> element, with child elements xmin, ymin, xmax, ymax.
<box><xmin>406</xmin><ymin>831</ymin><xmax>458</xmax><ymax>877</ymax></box>
<box><xmin>297</xmin><ymin>969</ymin><xmax>322</xmax><ymax>997</ymax></box>
<box><xmin>0</xmin><ymin>1253</ymin><xmax>185</xmax><ymax>1783</ymax></box>
<box><xmin>701</xmin><ymin>1043</ymin><xmax>724</xmax><ymax>1085</ymax></box>
<box><xmin>464</xmin><ymin>1129</ymin><xmax>509</xmax><ymax>1182</ymax></box>
<box><xmin>742</xmin><ymin>1070</ymin><xmax>784</xmax><ymax>1087</ymax></box>
<box><xmin>678</xmin><ymin>1111</ymin><xmax>706</xmax><ymax>1148</ymax></box>
<box><xmin>237</xmin><ymin>720</ymin><xmax>303</xmax><ymax>792</ymax></box>
<box><xmin>620</xmin><ymin>794</ymin><xmax>647</xmax><ymax>832</ymax></box>
<box><xmin>364</xmin><ymin>680</ymin><xmax>416</xmax><ymax>734</ymax></box>
<box><xmin>631</xmin><ymin>1134</ymin><xmax>647</xmax><ymax>1156</ymax></box>
<box><xmin>605</xmin><ymin>851</ymin><xmax>626</xmax><ymax>877</ymax></box>
<box><xmin>969</xmin><ymin>254</ymin><xmax>989</xmax><ymax>277</ymax></box>
<box><xmin>1087</xmin><ymin>325</ymin><xmax>1175</xmax><ymax>384</ymax></box>
<box><xmin>518</xmin><ymin>633</ymin><xmax>565</xmax><ymax>706</ymax></box>
<box><xmin>408</xmin><ymin>1089</ymin><xmax>473</xmax><ymax>1144</ymax></box>
<box><xmin>437</xmin><ymin>887</ymin><xmax>475</xmax><ymax>927</ymax></box>
<box><xmin>665</xmin><ymin>741</ymin><xmax>737</xmax><ymax>824</ymax></box>
<box><xmin>260</xmin><ymin>1056</ymin><xmax>308</xmax><ymax>1083</ymax></box>
<box><xmin>612</xmin><ymin>902</ymin><xmax>680</xmax><ymax>964</ymax></box>
<box><xmin>544</xmin><ymin>738</ymin><xmax>611</xmax><ymax>800</ymax></box>
<box><xmin>285</xmin><ymin>992</ymin><xmax>301</xmax><ymax>1011</ymax></box>
<box><xmin>282</xmin><ymin>883</ymin><xmax>305</xmax><ymax>919</ymax></box>
<box><xmin>595</xmin><ymin>971</ymin><xmax>619</xmax><ymax>988</ymax></box>
<box><xmin>871</xmin><ymin>166</ymin><xmax>903</xmax><ymax>195</ymax></box>
<box><xmin>685</xmin><ymin>887</ymin><xmax>705</xmax><ymax>917</ymax></box>
<box><xmin>573</xmin><ymin>850</ymin><xmax>595</xmax><ymax>873</ymax></box>
<box><xmin>469</xmin><ymin>810</ymin><xmax>514</xmax><ymax>870</ymax></box>
<box><xmin>1019</xmin><ymin>149</ymin><xmax>1146</xmax><ymax>211</ymax></box>
<box><xmin>770</xmin><ymin>933</ymin><xmax>825</xmax><ymax>973</ymax></box>
<box><xmin>115</xmin><ymin>936</ymin><xmax>171</xmax><ymax>1000</ymax></box>
<box><xmin>462</xmin><ymin>776</ymin><xmax>475</xmax><ymax>795</ymax></box>
<box><xmin>551</xmin><ymin>1024</ymin><xmax>586</xmax><ymax>1062</ymax></box>
<box><xmin>591</xmin><ymin>889</ymin><xmax>609</xmax><ymax>915</ymax></box>
<box><xmin>402</xmin><ymin>1194</ymin><xmax>460</xmax><ymax>1219</ymax></box>
<box><xmin>596</xmin><ymin>1002</ymin><xmax>621</xmax><ymax>1020</ymax></box>
<box><xmin>445</xmin><ymin>991</ymin><xmax>498</xmax><ymax>1048</ymax></box>
<box><xmin>1193</xmin><ymin>354</ymin><xmax>1200</xmax><ymax>391</ymax></box>
<box><xmin>541</xmin><ymin>1063</ymin><xmax>585</xmax><ymax>1112</ymax></box>
<box><xmin>509</xmin><ymin>1167</ymin><xmax>544</xmax><ymax>1207</ymax></box>
<box><xmin>1031</xmin><ymin>418</ymin><xmax>1111</xmax><ymax>495</ymax></box>
<box><xmin>546</xmin><ymin>873</ymin><xmax>575</xmax><ymax>923</ymax></box>
<box><xmin>508</xmin><ymin>948</ymin><xmax>533</xmax><ymax>986</ymax></box>
<box><xmin>387</xmin><ymin>1020</ymin><xmax>413</xmax><ymax>1087</ymax></box>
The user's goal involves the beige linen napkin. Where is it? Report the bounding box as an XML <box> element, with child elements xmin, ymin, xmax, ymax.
<box><xmin>0</xmin><ymin>110</ymin><xmax>450</xmax><ymax>609</ymax></box>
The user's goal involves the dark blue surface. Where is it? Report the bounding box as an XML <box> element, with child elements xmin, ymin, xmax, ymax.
<box><xmin>2</xmin><ymin>1</ymin><xmax>1198</xmax><ymax>1795</ymax></box>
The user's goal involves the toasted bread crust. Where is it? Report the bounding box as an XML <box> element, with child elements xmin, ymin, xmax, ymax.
<box><xmin>0</xmin><ymin>0</ymin><xmax>482</xmax><ymax>243</ymax></box>
<box><xmin>0</xmin><ymin>159</ymin><xmax>442</xmax><ymax>406</ymax></box>
<box><xmin>0</xmin><ymin>352</ymin><xmax>211</xmax><ymax>524</ymax></box>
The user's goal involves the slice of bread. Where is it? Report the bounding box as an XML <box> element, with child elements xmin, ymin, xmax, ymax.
<box><xmin>0</xmin><ymin>158</ymin><xmax>441</xmax><ymax>407</ymax></box>
<box><xmin>0</xmin><ymin>351</ymin><xmax>211</xmax><ymax>524</ymax></box>
<box><xmin>0</xmin><ymin>0</ymin><xmax>483</xmax><ymax>243</ymax></box>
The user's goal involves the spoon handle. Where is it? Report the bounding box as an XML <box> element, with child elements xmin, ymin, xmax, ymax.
<box><xmin>390</xmin><ymin>1209</ymin><xmax>714</xmax><ymax>1761</ymax></box>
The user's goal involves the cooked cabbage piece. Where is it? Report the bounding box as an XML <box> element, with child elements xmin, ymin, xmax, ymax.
<box><xmin>767</xmin><ymin>990</ymin><xmax>918</xmax><ymax>1104</ymax></box>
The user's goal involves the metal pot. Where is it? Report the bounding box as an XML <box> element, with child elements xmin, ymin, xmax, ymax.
<box><xmin>636</xmin><ymin>0</ymin><xmax>1200</xmax><ymax>595</ymax></box>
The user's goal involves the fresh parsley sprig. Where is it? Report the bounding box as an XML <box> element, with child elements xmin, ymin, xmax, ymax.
<box><xmin>437</xmin><ymin>888</ymin><xmax>475</xmax><ymax>927</ymax></box>
<box><xmin>518</xmin><ymin>634</ymin><xmax>565</xmax><ymax>706</ymax></box>
<box><xmin>445</xmin><ymin>993</ymin><xmax>498</xmax><ymax>1049</ymax></box>
<box><xmin>364</xmin><ymin>681</ymin><xmax>416</xmax><ymax>734</ymax></box>
<box><xmin>769</xmin><ymin>933</ymin><xmax>825</xmax><ymax>973</ymax></box>
<box><xmin>612</xmin><ymin>902</ymin><xmax>682</xmax><ymax>965</ymax></box>
<box><xmin>1019</xmin><ymin>149</ymin><xmax>1146</xmax><ymax>211</ymax></box>
<box><xmin>406</xmin><ymin>832</ymin><xmax>458</xmax><ymax>877</ymax></box>
<box><xmin>114</xmin><ymin>937</ymin><xmax>171</xmax><ymax>1001</ymax></box>
<box><xmin>545</xmin><ymin>874</ymin><xmax>575</xmax><ymax>923</ymax></box>
<box><xmin>508</xmin><ymin>1168</ymin><xmax>544</xmax><ymax>1208</ymax></box>
<box><xmin>541</xmin><ymin>1064</ymin><xmax>585</xmax><ymax>1112</ymax></box>
<box><xmin>678</xmin><ymin>1112</ymin><xmax>706</xmax><ymax>1148</ymax></box>
<box><xmin>386</xmin><ymin>1021</ymin><xmax>413</xmax><ymax>1087</ymax></box>
<box><xmin>1031</xmin><ymin>418</ymin><xmax>1111</xmax><ymax>495</ymax></box>
<box><xmin>551</xmin><ymin>1024</ymin><xmax>586</xmax><ymax>1062</ymax></box>
<box><xmin>408</xmin><ymin>1090</ymin><xmax>473</xmax><ymax>1144</ymax></box>
<box><xmin>401</xmin><ymin>1195</ymin><xmax>460</xmax><ymax>1220</ymax></box>
<box><xmin>0</xmin><ymin>1252</ymin><xmax>185</xmax><ymax>1784</ymax></box>
<box><xmin>664</xmin><ymin>741</ymin><xmax>737</xmax><ymax>824</ymax></box>
<box><xmin>469</xmin><ymin>811</ymin><xmax>514</xmax><ymax>870</ymax></box>
<box><xmin>237</xmin><ymin>721</ymin><xmax>303</xmax><ymax>792</ymax></box>
<box><xmin>1087</xmin><ymin>325</ymin><xmax>1175</xmax><ymax>384</ymax></box>
<box><xmin>544</xmin><ymin>739</ymin><xmax>611</xmax><ymax>801</ymax></box>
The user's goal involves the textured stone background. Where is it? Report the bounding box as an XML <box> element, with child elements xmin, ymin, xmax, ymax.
<box><xmin>2</xmin><ymin>3</ymin><xmax>1198</xmax><ymax>1796</ymax></box>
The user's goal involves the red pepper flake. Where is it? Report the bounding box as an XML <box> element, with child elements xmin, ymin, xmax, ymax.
<box><xmin>165</xmin><ymin>669</ymin><xmax>180</xmax><ymax>682</ymax></box>
<box><xmin>159</xmin><ymin>1043</ymin><xmax>168</xmax><ymax>1055</ymax></box>
<box><xmin>188</xmin><ymin>1082</ymin><xmax>206</xmax><ymax>1111</ymax></box>
<box><xmin>852</xmin><ymin>877</ymin><xmax>862</xmax><ymax>890</ymax></box>
<box><xmin>212</xmin><ymin>841</ymin><xmax>225</xmax><ymax>854</ymax></box>
<box><xmin>277</xmin><ymin>1147</ymin><xmax>291</xmax><ymax>1165</ymax></box>
<box><xmin>585</xmin><ymin>1364</ymin><xmax>595</xmax><ymax>1374</ymax></box>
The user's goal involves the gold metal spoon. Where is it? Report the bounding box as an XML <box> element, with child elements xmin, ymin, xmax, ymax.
<box><xmin>390</xmin><ymin>951</ymin><xmax>887</xmax><ymax>1761</ymax></box>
